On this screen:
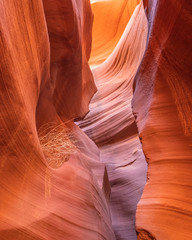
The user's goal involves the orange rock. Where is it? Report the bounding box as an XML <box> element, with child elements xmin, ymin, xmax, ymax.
<box><xmin>1</xmin><ymin>0</ymin><xmax>191</xmax><ymax>239</ymax></box>
<box><xmin>0</xmin><ymin>0</ymin><xmax>115</xmax><ymax>239</ymax></box>
<box><xmin>89</xmin><ymin>0</ymin><xmax>140</xmax><ymax>66</ymax></box>
<box><xmin>132</xmin><ymin>0</ymin><xmax>192</xmax><ymax>239</ymax></box>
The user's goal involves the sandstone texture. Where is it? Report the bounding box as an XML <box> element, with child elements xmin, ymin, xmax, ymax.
<box><xmin>132</xmin><ymin>0</ymin><xmax>192</xmax><ymax>239</ymax></box>
<box><xmin>42</xmin><ymin>0</ymin><xmax>97</xmax><ymax>120</ymax></box>
<box><xmin>0</xmin><ymin>0</ymin><xmax>192</xmax><ymax>239</ymax></box>
<box><xmin>0</xmin><ymin>1</ymin><xmax>115</xmax><ymax>239</ymax></box>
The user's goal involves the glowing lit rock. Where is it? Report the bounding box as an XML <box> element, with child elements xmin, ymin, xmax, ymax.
<box><xmin>89</xmin><ymin>0</ymin><xmax>140</xmax><ymax>66</ymax></box>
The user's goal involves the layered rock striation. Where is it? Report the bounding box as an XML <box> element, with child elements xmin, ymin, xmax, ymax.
<box><xmin>132</xmin><ymin>0</ymin><xmax>192</xmax><ymax>239</ymax></box>
<box><xmin>0</xmin><ymin>1</ymin><xmax>115</xmax><ymax>239</ymax></box>
<box><xmin>0</xmin><ymin>0</ymin><xmax>192</xmax><ymax>240</ymax></box>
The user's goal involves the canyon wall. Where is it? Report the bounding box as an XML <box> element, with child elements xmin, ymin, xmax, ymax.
<box><xmin>42</xmin><ymin>0</ymin><xmax>96</xmax><ymax>120</ymax></box>
<box><xmin>0</xmin><ymin>1</ymin><xmax>115</xmax><ymax>239</ymax></box>
<box><xmin>0</xmin><ymin>0</ymin><xmax>192</xmax><ymax>239</ymax></box>
<box><xmin>132</xmin><ymin>0</ymin><xmax>192</xmax><ymax>239</ymax></box>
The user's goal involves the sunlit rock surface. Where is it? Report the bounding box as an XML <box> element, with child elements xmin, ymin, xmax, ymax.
<box><xmin>89</xmin><ymin>0</ymin><xmax>140</xmax><ymax>66</ymax></box>
<box><xmin>0</xmin><ymin>0</ymin><xmax>115</xmax><ymax>239</ymax></box>
<box><xmin>78</xmin><ymin>3</ymin><xmax>148</xmax><ymax>239</ymax></box>
<box><xmin>132</xmin><ymin>0</ymin><xmax>192</xmax><ymax>239</ymax></box>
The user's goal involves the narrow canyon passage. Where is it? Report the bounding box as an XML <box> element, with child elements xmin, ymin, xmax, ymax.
<box><xmin>78</xmin><ymin>2</ymin><xmax>148</xmax><ymax>239</ymax></box>
<box><xmin>0</xmin><ymin>0</ymin><xmax>192</xmax><ymax>240</ymax></box>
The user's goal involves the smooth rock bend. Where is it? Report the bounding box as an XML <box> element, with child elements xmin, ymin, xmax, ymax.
<box><xmin>89</xmin><ymin>0</ymin><xmax>140</xmax><ymax>66</ymax></box>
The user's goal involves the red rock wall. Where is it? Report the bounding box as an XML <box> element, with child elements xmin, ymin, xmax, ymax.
<box><xmin>132</xmin><ymin>0</ymin><xmax>192</xmax><ymax>239</ymax></box>
<box><xmin>42</xmin><ymin>0</ymin><xmax>96</xmax><ymax>120</ymax></box>
<box><xmin>0</xmin><ymin>1</ymin><xmax>115</xmax><ymax>239</ymax></box>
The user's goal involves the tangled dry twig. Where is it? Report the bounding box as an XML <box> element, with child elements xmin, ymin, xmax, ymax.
<box><xmin>38</xmin><ymin>122</ymin><xmax>77</xmax><ymax>168</ymax></box>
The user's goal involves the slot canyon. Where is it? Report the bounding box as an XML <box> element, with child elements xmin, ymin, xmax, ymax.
<box><xmin>0</xmin><ymin>0</ymin><xmax>191</xmax><ymax>239</ymax></box>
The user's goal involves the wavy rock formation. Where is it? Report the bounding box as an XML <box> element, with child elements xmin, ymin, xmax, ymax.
<box><xmin>89</xmin><ymin>0</ymin><xmax>140</xmax><ymax>66</ymax></box>
<box><xmin>0</xmin><ymin>1</ymin><xmax>115</xmax><ymax>239</ymax></box>
<box><xmin>78</xmin><ymin>3</ymin><xmax>148</xmax><ymax>239</ymax></box>
<box><xmin>1</xmin><ymin>0</ymin><xmax>192</xmax><ymax>239</ymax></box>
<box><xmin>132</xmin><ymin>0</ymin><xmax>192</xmax><ymax>239</ymax></box>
